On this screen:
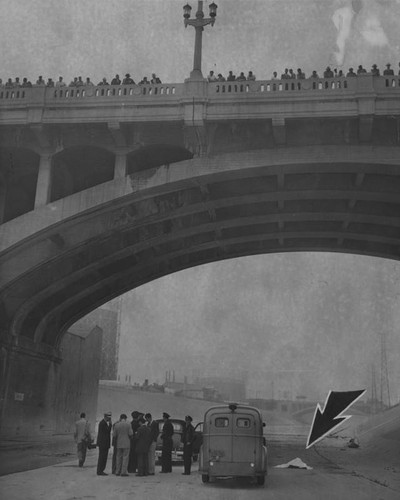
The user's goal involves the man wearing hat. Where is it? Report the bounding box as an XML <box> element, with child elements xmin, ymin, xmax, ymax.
<box><xmin>383</xmin><ymin>64</ymin><xmax>394</xmax><ymax>76</ymax></box>
<box><xmin>371</xmin><ymin>64</ymin><xmax>380</xmax><ymax>76</ymax></box>
<box><xmin>160</xmin><ymin>412</ymin><xmax>174</xmax><ymax>472</ymax></box>
<box><xmin>96</xmin><ymin>411</ymin><xmax>112</xmax><ymax>475</ymax></box>
<box><xmin>123</xmin><ymin>73</ymin><xmax>135</xmax><ymax>85</ymax></box>
<box><xmin>181</xmin><ymin>415</ymin><xmax>195</xmax><ymax>475</ymax></box>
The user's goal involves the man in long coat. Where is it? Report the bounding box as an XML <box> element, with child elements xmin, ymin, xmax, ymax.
<box><xmin>96</xmin><ymin>411</ymin><xmax>112</xmax><ymax>475</ymax></box>
<box><xmin>160</xmin><ymin>412</ymin><xmax>174</xmax><ymax>473</ymax></box>
<box><xmin>181</xmin><ymin>415</ymin><xmax>195</xmax><ymax>475</ymax></box>
<box><xmin>135</xmin><ymin>417</ymin><xmax>152</xmax><ymax>476</ymax></box>
<box><xmin>128</xmin><ymin>411</ymin><xmax>141</xmax><ymax>473</ymax></box>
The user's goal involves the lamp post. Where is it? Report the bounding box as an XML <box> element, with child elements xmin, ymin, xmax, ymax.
<box><xmin>183</xmin><ymin>1</ymin><xmax>218</xmax><ymax>80</ymax></box>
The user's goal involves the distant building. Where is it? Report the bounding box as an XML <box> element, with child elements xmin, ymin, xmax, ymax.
<box><xmin>73</xmin><ymin>300</ymin><xmax>121</xmax><ymax>380</ymax></box>
<box><xmin>197</xmin><ymin>376</ymin><xmax>246</xmax><ymax>402</ymax></box>
<box><xmin>56</xmin><ymin>323</ymin><xmax>103</xmax><ymax>433</ymax></box>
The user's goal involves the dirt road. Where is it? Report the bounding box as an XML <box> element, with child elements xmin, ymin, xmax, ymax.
<box><xmin>1</xmin><ymin>435</ymin><xmax>398</xmax><ymax>499</ymax></box>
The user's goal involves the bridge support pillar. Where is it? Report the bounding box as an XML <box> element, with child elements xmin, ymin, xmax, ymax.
<box><xmin>0</xmin><ymin>335</ymin><xmax>61</xmax><ymax>438</ymax></box>
<box><xmin>114</xmin><ymin>151</ymin><xmax>127</xmax><ymax>179</ymax></box>
<box><xmin>34</xmin><ymin>153</ymin><xmax>52</xmax><ymax>208</ymax></box>
<box><xmin>359</xmin><ymin>115</ymin><xmax>374</xmax><ymax>143</ymax></box>
<box><xmin>272</xmin><ymin>117</ymin><xmax>286</xmax><ymax>145</ymax></box>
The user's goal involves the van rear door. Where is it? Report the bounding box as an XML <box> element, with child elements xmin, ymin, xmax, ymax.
<box><xmin>208</xmin><ymin>413</ymin><xmax>233</xmax><ymax>463</ymax></box>
<box><xmin>231</xmin><ymin>413</ymin><xmax>257</xmax><ymax>464</ymax></box>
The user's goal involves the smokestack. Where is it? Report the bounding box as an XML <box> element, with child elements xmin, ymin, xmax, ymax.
<box><xmin>173</xmin><ymin>370</ymin><xmax>175</xmax><ymax>382</ymax></box>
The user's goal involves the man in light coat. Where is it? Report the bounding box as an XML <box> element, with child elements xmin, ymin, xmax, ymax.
<box><xmin>74</xmin><ymin>412</ymin><xmax>91</xmax><ymax>467</ymax></box>
<box><xmin>114</xmin><ymin>414</ymin><xmax>133</xmax><ymax>476</ymax></box>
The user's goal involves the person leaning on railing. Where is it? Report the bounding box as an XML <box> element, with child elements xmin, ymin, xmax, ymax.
<box><xmin>111</xmin><ymin>74</ymin><xmax>121</xmax><ymax>85</ymax></box>
<box><xmin>247</xmin><ymin>71</ymin><xmax>256</xmax><ymax>81</ymax></box>
<box><xmin>98</xmin><ymin>77</ymin><xmax>109</xmax><ymax>86</ymax></box>
<box><xmin>383</xmin><ymin>63</ymin><xmax>394</xmax><ymax>76</ymax></box>
<box><xmin>123</xmin><ymin>73</ymin><xmax>135</xmax><ymax>85</ymax></box>
<box><xmin>36</xmin><ymin>76</ymin><xmax>46</xmax><ymax>86</ymax></box>
<box><xmin>296</xmin><ymin>68</ymin><xmax>306</xmax><ymax>79</ymax></box>
<box><xmin>55</xmin><ymin>76</ymin><xmax>66</xmax><ymax>87</ymax></box>
<box><xmin>151</xmin><ymin>73</ymin><xmax>161</xmax><ymax>84</ymax></box>
<box><xmin>371</xmin><ymin>64</ymin><xmax>380</xmax><ymax>76</ymax></box>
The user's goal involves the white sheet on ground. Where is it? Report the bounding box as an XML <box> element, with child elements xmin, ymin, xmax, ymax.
<box><xmin>274</xmin><ymin>457</ymin><xmax>313</xmax><ymax>470</ymax></box>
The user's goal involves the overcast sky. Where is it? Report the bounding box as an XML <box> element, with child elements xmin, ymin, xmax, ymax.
<box><xmin>4</xmin><ymin>0</ymin><xmax>400</xmax><ymax>404</ymax></box>
<box><xmin>2</xmin><ymin>0</ymin><xmax>400</xmax><ymax>83</ymax></box>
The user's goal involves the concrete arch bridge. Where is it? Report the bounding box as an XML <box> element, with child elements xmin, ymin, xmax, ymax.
<box><xmin>0</xmin><ymin>75</ymin><xmax>400</xmax><ymax>436</ymax></box>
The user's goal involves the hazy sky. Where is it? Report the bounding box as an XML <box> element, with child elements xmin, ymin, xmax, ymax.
<box><xmin>118</xmin><ymin>253</ymin><xmax>400</xmax><ymax>404</ymax></box>
<box><xmin>4</xmin><ymin>1</ymin><xmax>400</xmax><ymax>404</ymax></box>
<box><xmin>1</xmin><ymin>0</ymin><xmax>400</xmax><ymax>83</ymax></box>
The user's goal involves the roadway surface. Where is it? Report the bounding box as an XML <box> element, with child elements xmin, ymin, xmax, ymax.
<box><xmin>1</xmin><ymin>435</ymin><xmax>399</xmax><ymax>500</ymax></box>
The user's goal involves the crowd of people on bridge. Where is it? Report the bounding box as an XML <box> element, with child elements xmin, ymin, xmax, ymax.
<box><xmin>74</xmin><ymin>410</ymin><xmax>195</xmax><ymax>478</ymax></box>
<box><xmin>0</xmin><ymin>73</ymin><xmax>162</xmax><ymax>89</ymax></box>
<box><xmin>207</xmin><ymin>62</ymin><xmax>400</xmax><ymax>83</ymax></box>
<box><xmin>1</xmin><ymin>62</ymin><xmax>399</xmax><ymax>91</ymax></box>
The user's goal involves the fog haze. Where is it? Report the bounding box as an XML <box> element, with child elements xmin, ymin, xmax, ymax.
<box><xmin>118</xmin><ymin>253</ymin><xmax>400</xmax><ymax>404</ymax></box>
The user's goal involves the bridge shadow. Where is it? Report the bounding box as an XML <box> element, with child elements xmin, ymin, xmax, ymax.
<box><xmin>202</xmin><ymin>476</ymin><xmax>265</xmax><ymax>490</ymax></box>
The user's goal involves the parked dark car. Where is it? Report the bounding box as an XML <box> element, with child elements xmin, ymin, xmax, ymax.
<box><xmin>155</xmin><ymin>419</ymin><xmax>203</xmax><ymax>464</ymax></box>
<box><xmin>155</xmin><ymin>418</ymin><xmax>185</xmax><ymax>464</ymax></box>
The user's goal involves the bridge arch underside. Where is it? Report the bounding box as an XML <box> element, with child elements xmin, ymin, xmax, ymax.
<box><xmin>0</xmin><ymin>148</ymin><xmax>39</xmax><ymax>223</ymax></box>
<box><xmin>2</xmin><ymin>153</ymin><xmax>400</xmax><ymax>348</ymax></box>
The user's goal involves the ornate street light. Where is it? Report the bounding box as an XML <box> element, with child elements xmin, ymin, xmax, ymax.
<box><xmin>183</xmin><ymin>1</ymin><xmax>218</xmax><ymax>80</ymax></box>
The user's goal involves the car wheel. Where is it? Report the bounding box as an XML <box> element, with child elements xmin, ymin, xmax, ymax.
<box><xmin>256</xmin><ymin>475</ymin><xmax>265</xmax><ymax>486</ymax></box>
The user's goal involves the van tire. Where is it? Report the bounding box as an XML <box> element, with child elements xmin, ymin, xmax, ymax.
<box><xmin>202</xmin><ymin>474</ymin><xmax>210</xmax><ymax>483</ymax></box>
<box><xmin>256</xmin><ymin>475</ymin><xmax>265</xmax><ymax>486</ymax></box>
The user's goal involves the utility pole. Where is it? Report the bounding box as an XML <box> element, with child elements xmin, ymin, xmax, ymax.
<box><xmin>380</xmin><ymin>330</ymin><xmax>391</xmax><ymax>409</ymax></box>
<box><xmin>370</xmin><ymin>364</ymin><xmax>378</xmax><ymax>413</ymax></box>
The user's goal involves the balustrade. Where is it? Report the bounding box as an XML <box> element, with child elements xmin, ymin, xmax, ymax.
<box><xmin>210</xmin><ymin>77</ymin><xmax>356</xmax><ymax>94</ymax></box>
<box><xmin>0</xmin><ymin>76</ymin><xmax>399</xmax><ymax>107</ymax></box>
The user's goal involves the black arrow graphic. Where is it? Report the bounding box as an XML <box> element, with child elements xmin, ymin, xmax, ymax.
<box><xmin>306</xmin><ymin>389</ymin><xmax>366</xmax><ymax>449</ymax></box>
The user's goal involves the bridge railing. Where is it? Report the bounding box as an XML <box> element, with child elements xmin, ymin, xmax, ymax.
<box><xmin>0</xmin><ymin>83</ymin><xmax>184</xmax><ymax>103</ymax></box>
<box><xmin>1</xmin><ymin>76</ymin><xmax>400</xmax><ymax>105</ymax></box>
<box><xmin>51</xmin><ymin>83</ymin><xmax>183</xmax><ymax>99</ymax></box>
<box><xmin>209</xmin><ymin>77</ymin><xmax>357</xmax><ymax>94</ymax></box>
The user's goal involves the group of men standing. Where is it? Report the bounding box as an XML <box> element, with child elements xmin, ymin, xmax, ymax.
<box><xmin>75</xmin><ymin>411</ymin><xmax>196</xmax><ymax>477</ymax></box>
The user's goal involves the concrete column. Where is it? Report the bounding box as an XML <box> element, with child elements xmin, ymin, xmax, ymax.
<box><xmin>114</xmin><ymin>151</ymin><xmax>127</xmax><ymax>179</ymax></box>
<box><xmin>0</xmin><ymin>172</ymin><xmax>7</xmax><ymax>224</ymax></box>
<box><xmin>272</xmin><ymin>117</ymin><xmax>286</xmax><ymax>145</ymax></box>
<box><xmin>34</xmin><ymin>153</ymin><xmax>52</xmax><ymax>208</ymax></box>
